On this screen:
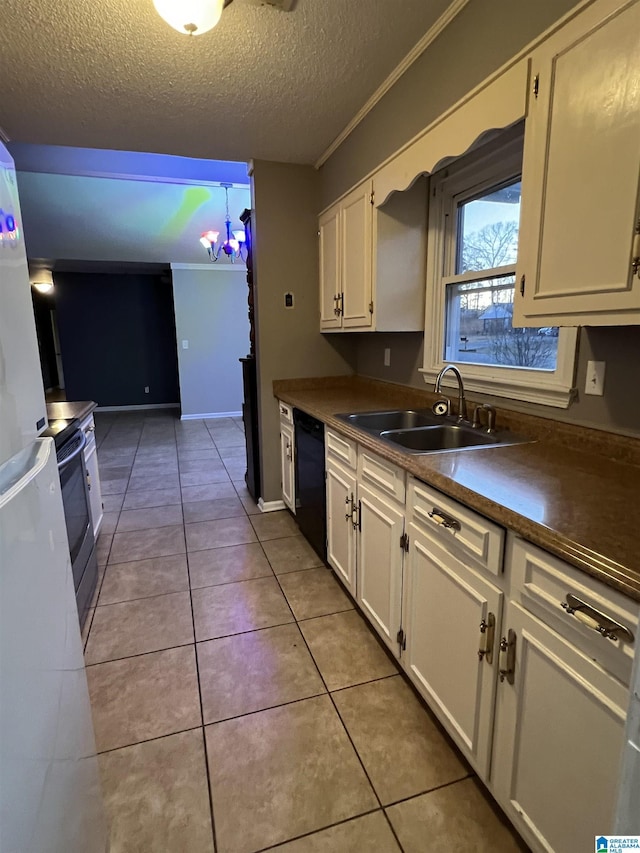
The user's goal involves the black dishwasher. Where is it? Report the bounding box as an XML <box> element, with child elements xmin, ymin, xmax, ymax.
<box><xmin>293</xmin><ymin>409</ymin><xmax>326</xmax><ymax>561</ymax></box>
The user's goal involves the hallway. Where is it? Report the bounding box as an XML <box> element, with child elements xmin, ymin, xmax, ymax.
<box><xmin>84</xmin><ymin>410</ymin><xmax>524</xmax><ymax>853</ymax></box>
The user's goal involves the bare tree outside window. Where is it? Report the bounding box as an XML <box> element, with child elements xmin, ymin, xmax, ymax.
<box><xmin>448</xmin><ymin>219</ymin><xmax>558</xmax><ymax>369</ymax></box>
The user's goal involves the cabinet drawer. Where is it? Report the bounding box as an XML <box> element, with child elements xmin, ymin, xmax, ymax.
<box><xmin>358</xmin><ymin>448</ymin><xmax>405</xmax><ymax>504</ymax></box>
<box><xmin>407</xmin><ymin>477</ymin><xmax>504</xmax><ymax>576</ymax></box>
<box><xmin>326</xmin><ymin>429</ymin><xmax>357</xmax><ymax>469</ymax></box>
<box><xmin>507</xmin><ymin>534</ymin><xmax>637</xmax><ymax>685</ymax></box>
<box><xmin>278</xmin><ymin>401</ymin><xmax>293</xmax><ymax>424</ymax></box>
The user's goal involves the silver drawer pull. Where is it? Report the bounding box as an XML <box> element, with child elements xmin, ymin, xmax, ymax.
<box><xmin>427</xmin><ymin>507</ymin><xmax>461</xmax><ymax>532</ymax></box>
<box><xmin>561</xmin><ymin>593</ymin><xmax>634</xmax><ymax>644</ymax></box>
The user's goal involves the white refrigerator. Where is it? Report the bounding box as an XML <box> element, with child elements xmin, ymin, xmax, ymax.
<box><xmin>0</xmin><ymin>141</ymin><xmax>108</xmax><ymax>852</ymax></box>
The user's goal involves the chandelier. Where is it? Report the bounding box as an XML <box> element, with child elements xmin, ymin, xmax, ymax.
<box><xmin>200</xmin><ymin>184</ymin><xmax>246</xmax><ymax>263</ymax></box>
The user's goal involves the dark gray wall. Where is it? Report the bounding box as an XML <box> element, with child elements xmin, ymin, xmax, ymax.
<box><xmin>54</xmin><ymin>272</ymin><xmax>179</xmax><ymax>407</ymax></box>
<box><xmin>251</xmin><ymin>161</ymin><xmax>356</xmax><ymax>502</ymax></box>
<box><xmin>353</xmin><ymin>328</ymin><xmax>640</xmax><ymax>438</ymax></box>
<box><xmin>320</xmin><ymin>0</ymin><xmax>580</xmax><ymax>206</ymax></box>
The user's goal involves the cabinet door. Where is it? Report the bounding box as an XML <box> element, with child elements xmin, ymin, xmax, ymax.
<box><xmin>492</xmin><ymin>601</ymin><xmax>628</xmax><ymax>853</ymax></box>
<box><xmin>514</xmin><ymin>0</ymin><xmax>640</xmax><ymax>326</ymax></box>
<box><xmin>319</xmin><ymin>205</ymin><xmax>341</xmax><ymax>330</ymax></box>
<box><xmin>341</xmin><ymin>182</ymin><xmax>373</xmax><ymax>329</ymax></box>
<box><xmin>84</xmin><ymin>443</ymin><xmax>103</xmax><ymax>538</ymax></box>
<box><xmin>357</xmin><ymin>482</ymin><xmax>404</xmax><ymax>655</ymax></box>
<box><xmin>403</xmin><ymin>523</ymin><xmax>502</xmax><ymax>776</ymax></box>
<box><xmin>325</xmin><ymin>458</ymin><xmax>356</xmax><ymax>596</ymax></box>
<box><xmin>280</xmin><ymin>422</ymin><xmax>295</xmax><ymax>512</ymax></box>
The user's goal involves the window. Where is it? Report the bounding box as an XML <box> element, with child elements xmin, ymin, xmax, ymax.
<box><xmin>421</xmin><ymin>128</ymin><xmax>577</xmax><ymax>408</ymax></box>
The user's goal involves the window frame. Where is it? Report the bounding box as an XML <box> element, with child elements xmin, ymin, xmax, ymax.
<box><xmin>420</xmin><ymin>129</ymin><xmax>578</xmax><ymax>408</ymax></box>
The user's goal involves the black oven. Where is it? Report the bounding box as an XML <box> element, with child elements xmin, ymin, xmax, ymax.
<box><xmin>45</xmin><ymin>419</ymin><xmax>98</xmax><ymax>628</ymax></box>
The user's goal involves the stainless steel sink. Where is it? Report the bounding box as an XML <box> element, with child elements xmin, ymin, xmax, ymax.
<box><xmin>380</xmin><ymin>424</ymin><xmax>496</xmax><ymax>452</ymax></box>
<box><xmin>380</xmin><ymin>424</ymin><xmax>530</xmax><ymax>454</ymax></box>
<box><xmin>336</xmin><ymin>408</ymin><xmax>531</xmax><ymax>454</ymax></box>
<box><xmin>336</xmin><ymin>410</ymin><xmax>438</xmax><ymax>433</ymax></box>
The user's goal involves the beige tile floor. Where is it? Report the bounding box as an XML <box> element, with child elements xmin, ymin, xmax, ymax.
<box><xmin>84</xmin><ymin>411</ymin><xmax>528</xmax><ymax>853</ymax></box>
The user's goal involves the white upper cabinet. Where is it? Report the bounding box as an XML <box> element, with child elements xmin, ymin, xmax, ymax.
<box><xmin>341</xmin><ymin>182</ymin><xmax>373</xmax><ymax>328</ymax></box>
<box><xmin>514</xmin><ymin>0</ymin><xmax>640</xmax><ymax>326</ymax></box>
<box><xmin>319</xmin><ymin>204</ymin><xmax>341</xmax><ymax>330</ymax></box>
<box><xmin>319</xmin><ymin>178</ymin><xmax>428</xmax><ymax>332</ymax></box>
<box><xmin>319</xmin><ymin>181</ymin><xmax>373</xmax><ymax>331</ymax></box>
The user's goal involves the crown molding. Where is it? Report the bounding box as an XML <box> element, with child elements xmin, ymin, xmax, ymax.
<box><xmin>314</xmin><ymin>0</ymin><xmax>471</xmax><ymax>169</ymax></box>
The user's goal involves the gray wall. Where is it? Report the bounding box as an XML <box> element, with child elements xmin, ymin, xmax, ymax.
<box><xmin>171</xmin><ymin>266</ymin><xmax>249</xmax><ymax>418</ymax></box>
<box><xmin>320</xmin><ymin>0</ymin><xmax>579</xmax><ymax>206</ymax></box>
<box><xmin>320</xmin><ymin>0</ymin><xmax>640</xmax><ymax>439</ymax></box>
<box><xmin>353</xmin><ymin>328</ymin><xmax>640</xmax><ymax>438</ymax></box>
<box><xmin>251</xmin><ymin>161</ymin><xmax>356</xmax><ymax>502</ymax></box>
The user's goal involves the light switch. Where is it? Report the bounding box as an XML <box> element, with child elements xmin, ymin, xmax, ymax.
<box><xmin>384</xmin><ymin>348</ymin><xmax>391</xmax><ymax>367</ymax></box>
<box><xmin>585</xmin><ymin>360</ymin><xmax>605</xmax><ymax>396</ymax></box>
<box><xmin>182</xmin><ymin>340</ymin><xmax>189</xmax><ymax>349</ymax></box>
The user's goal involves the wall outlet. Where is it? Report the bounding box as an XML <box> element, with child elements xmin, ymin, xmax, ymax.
<box><xmin>384</xmin><ymin>348</ymin><xmax>391</xmax><ymax>367</ymax></box>
<box><xmin>144</xmin><ymin>386</ymin><xmax>150</xmax><ymax>394</ymax></box>
<box><xmin>182</xmin><ymin>340</ymin><xmax>189</xmax><ymax>350</ymax></box>
<box><xmin>284</xmin><ymin>292</ymin><xmax>294</xmax><ymax>309</ymax></box>
<box><xmin>585</xmin><ymin>360</ymin><xmax>605</xmax><ymax>396</ymax></box>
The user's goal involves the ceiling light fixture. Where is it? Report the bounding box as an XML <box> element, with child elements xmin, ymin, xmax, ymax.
<box><xmin>153</xmin><ymin>0</ymin><xmax>231</xmax><ymax>36</ymax></box>
<box><xmin>200</xmin><ymin>184</ymin><xmax>246</xmax><ymax>263</ymax></box>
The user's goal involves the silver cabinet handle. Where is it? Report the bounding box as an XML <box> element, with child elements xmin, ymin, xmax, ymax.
<box><xmin>345</xmin><ymin>494</ymin><xmax>353</xmax><ymax>522</ymax></box>
<box><xmin>499</xmin><ymin>629</ymin><xmax>516</xmax><ymax>684</ymax></box>
<box><xmin>427</xmin><ymin>507</ymin><xmax>461</xmax><ymax>531</ymax></box>
<box><xmin>561</xmin><ymin>594</ymin><xmax>634</xmax><ymax>643</ymax></box>
<box><xmin>478</xmin><ymin>613</ymin><xmax>495</xmax><ymax>663</ymax></box>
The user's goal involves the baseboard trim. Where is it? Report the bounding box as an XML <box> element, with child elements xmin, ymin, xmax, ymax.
<box><xmin>95</xmin><ymin>403</ymin><xmax>179</xmax><ymax>412</ymax></box>
<box><xmin>180</xmin><ymin>411</ymin><xmax>242</xmax><ymax>420</ymax></box>
<box><xmin>258</xmin><ymin>498</ymin><xmax>286</xmax><ymax>513</ymax></box>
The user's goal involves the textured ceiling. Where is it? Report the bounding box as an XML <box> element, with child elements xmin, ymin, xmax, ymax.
<box><xmin>0</xmin><ymin>0</ymin><xmax>452</xmax><ymax>164</ymax></box>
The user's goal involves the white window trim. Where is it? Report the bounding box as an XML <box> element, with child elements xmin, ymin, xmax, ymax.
<box><xmin>420</xmin><ymin>129</ymin><xmax>577</xmax><ymax>409</ymax></box>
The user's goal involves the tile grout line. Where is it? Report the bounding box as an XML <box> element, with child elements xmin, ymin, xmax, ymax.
<box><xmin>263</xmin><ymin>537</ymin><xmax>408</xmax><ymax>853</ymax></box>
<box><xmin>251</xmin><ymin>808</ymin><xmax>384</xmax><ymax>853</ymax></box>
<box><xmin>177</xmin><ymin>417</ymin><xmax>219</xmax><ymax>853</ymax></box>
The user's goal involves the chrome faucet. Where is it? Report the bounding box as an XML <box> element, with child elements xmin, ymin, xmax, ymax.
<box><xmin>435</xmin><ymin>365</ymin><xmax>468</xmax><ymax>423</ymax></box>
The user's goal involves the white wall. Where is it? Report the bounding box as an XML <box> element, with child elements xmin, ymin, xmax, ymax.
<box><xmin>171</xmin><ymin>265</ymin><xmax>249</xmax><ymax>418</ymax></box>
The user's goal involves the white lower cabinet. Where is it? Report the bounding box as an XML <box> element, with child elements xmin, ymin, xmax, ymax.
<box><xmin>491</xmin><ymin>600</ymin><xmax>628</xmax><ymax>853</ymax></box>
<box><xmin>357</xmin><ymin>482</ymin><xmax>404</xmax><ymax>656</ymax></box>
<box><xmin>403</xmin><ymin>521</ymin><xmax>503</xmax><ymax>777</ymax></box>
<box><xmin>325</xmin><ymin>456</ymin><xmax>357</xmax><ymax>596</ymax></box>
<box><xmin>321</xmin><ymin>431</ymin><xmax>633</xmax><ymax>853</ymax></box>
<box><xmin>277</xmin><ymin>401</ymin><xmax>295</xmax><ymax>513</ymax></box>
<box><xmin>80</xmin><ymin>413</ymin><xmax>103</xmax><ymax>538</ymax></box>
<box><xmin>279</xmin><ymin>420</ymin><xmax>295</xmax><ymax>512</ymax></box>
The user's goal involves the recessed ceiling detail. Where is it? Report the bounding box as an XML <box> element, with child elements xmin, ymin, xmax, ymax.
<box><xmin>0</xmin><ymin>0</ymin><xmax>454</xmax><ymax>163</ymax></box>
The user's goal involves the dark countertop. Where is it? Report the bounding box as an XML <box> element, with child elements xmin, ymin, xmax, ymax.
<box><xmin>47</xmin><ymin>400</ymin><xmax>97</xmax><ymax>424</ymax></box>
<box><xmin>274</xmin><ymin>378</ymin><xmax>640</xmax><ymax>604</ymax></box>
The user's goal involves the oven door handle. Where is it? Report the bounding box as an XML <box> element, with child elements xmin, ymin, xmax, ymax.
<box><xmin>57</xmin><ymin>432</ymin><xmax>87</xmax><ymax>471</ymax></box>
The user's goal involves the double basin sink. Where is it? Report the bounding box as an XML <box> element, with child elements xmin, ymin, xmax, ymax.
<box><xmin>336</xmin><ymin>409</ymin><xmax>528</xmax><ymax>455</ymax></box>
